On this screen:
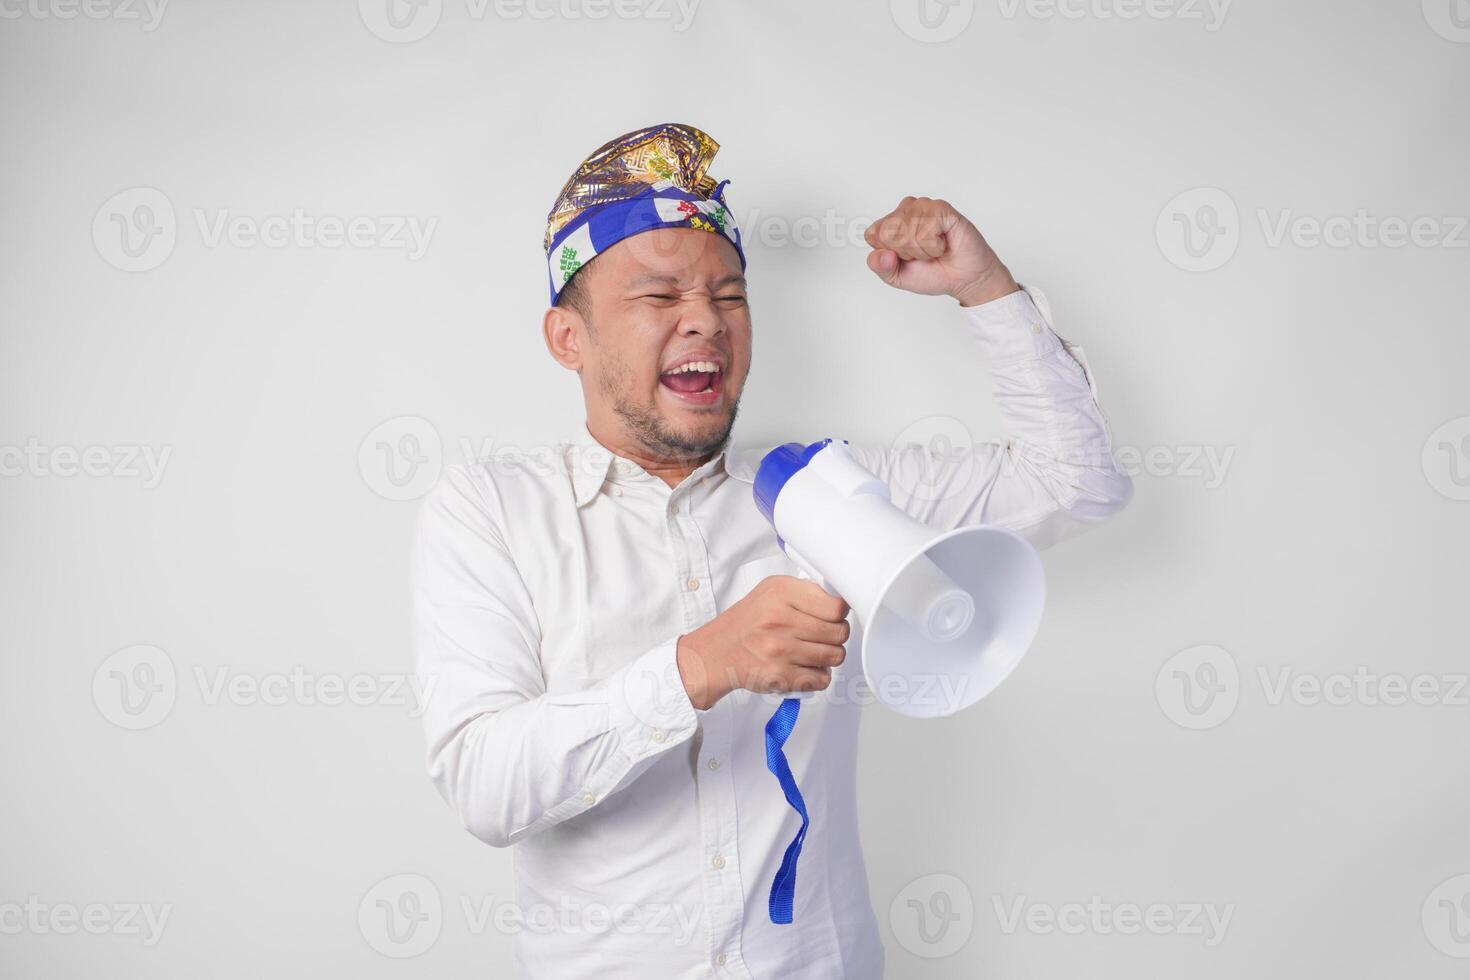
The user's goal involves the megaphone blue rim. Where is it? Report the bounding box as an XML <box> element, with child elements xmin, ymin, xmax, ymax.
<box><xmin>753</xmin><ymin>438</ymin><xmax>834</xmax><ymax>525</ymax></box>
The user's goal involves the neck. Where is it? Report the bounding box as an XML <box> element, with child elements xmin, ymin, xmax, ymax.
<box><xmin>584</xmin><ymin>419</ymin><xmax>718</xmax><ymax>489</ymax></box>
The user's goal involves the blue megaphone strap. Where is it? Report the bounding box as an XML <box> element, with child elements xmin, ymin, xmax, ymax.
<box><xmin>764</xmin><ymin>696</ymin><xmax>809</xmax><ymax>924</ymax></box>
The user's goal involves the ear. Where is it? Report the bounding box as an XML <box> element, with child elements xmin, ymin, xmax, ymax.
<box><xmin>543</xmin><ymin>305</ymin><xmax>584</xmax><ymax>372</ymax></box>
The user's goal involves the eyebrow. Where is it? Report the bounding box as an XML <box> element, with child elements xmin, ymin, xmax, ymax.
<box><xmin>625</xmin><ymin>273</ymin><xmax>748</xmax><ymax>291</ymax></box>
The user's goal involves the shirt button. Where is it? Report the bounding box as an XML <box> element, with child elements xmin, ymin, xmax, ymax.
<box><xmin>581</xmin><ymin>792</ymin><xmax>595</xmax><ymax>805</ymax></box>
<box><xmin>711</xmin><ymin>854</ymin><xmax>726</xmax><ymax>870</ymax></box>
<box><xmin>706</xmin><ymin>758</ymin><xmax>721</xmax><ymax>771</ymax></box>
<box><xmin>714</xmin><ymin>953</ymin><xmax>727</xmax><ymax>967</ymax></box>
<box><xmin>612</xmin><ymin>486</ymin><xmax>623</xmax><ymax>497</ymax></box>
<box><xmin>686</xmin><ymin>577</ymin><xmax>699</xmax><ymax>591</ymax></box>
<box><xmin>652</xmin><ymin>730</ymin><xmax>666</xmax><ymax>743</ymax></box>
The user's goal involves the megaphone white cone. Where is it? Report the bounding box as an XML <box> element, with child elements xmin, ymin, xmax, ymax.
<box><xmin>879</xmin><ymin>552</ymin><xmax>976</xmax><ymax>643</ymax></box>
<box><xmin>861</xmin><ymin>524</ymin><xmax>1045</xmax><ymax>719</ymax></box>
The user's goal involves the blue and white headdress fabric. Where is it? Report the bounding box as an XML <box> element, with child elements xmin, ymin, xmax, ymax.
<box><xmin>544</xmin><ymin>123</ymin><xmax>746</xmax><ymax>304</ymax></box>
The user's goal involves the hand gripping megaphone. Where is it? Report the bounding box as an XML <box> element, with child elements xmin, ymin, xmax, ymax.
<box><xmin>753</xmin><ymin>438</ymin><xmax>1046</xmax><ymax>718</ymax></box>
<box><xmin>752</xmin><ymin>438</ymin><xmax>1046</xmax><ymax>926</ymax></box>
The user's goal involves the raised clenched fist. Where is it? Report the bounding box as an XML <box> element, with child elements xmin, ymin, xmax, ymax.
<box><xmin>863</xmin><ymin>195</ymin><xmax>1019</xmax><ymax>307</ymax></box>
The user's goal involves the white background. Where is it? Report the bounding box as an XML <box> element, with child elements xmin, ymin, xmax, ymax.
<box><xmin>2</xmin><ymin>0</ymin><xmax>1468</xmax><ymax>976</ymax></box>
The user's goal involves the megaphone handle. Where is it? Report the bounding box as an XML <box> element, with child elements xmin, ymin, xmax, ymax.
<box><xmin>776</xmin><ymin>546</ymin><xmax>840</xmax><ymax>703</ymax></box>
<box><xmin>783</xmin><ymin>545</ymin><xmax>840</xmax><ymax>599</ymax></box>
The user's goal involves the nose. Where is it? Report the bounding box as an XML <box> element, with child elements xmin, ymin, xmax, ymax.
<box><xmin>675</xmin><ymin>296</ymin><xmax>727</xmax><ymax>339</ymax></box>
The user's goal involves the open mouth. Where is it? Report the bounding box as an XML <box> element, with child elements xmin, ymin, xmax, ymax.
<box><xmin>659</xmin><ymin>359</ymin><xmax>724</xmax><ymax>406</ymax></box>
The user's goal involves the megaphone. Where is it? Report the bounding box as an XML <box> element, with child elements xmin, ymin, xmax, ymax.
<box><xmin>753</xmin><ymin>438</ymin><xmax>1046</xmax><ymax>718</ymax></box>
<box><xmin>752</xmin><ymin>438</ymin><xmax>1048</xmax><ymax>925</ymax></box>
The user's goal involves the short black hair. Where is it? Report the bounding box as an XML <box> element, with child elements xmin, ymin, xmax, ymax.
<box><xmin>554</xmin><ymin>253</ymin><xmax>598</xmax><ymax>322</ymax></box>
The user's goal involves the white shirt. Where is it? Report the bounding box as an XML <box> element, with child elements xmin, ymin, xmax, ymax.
<box><xmin>412</xmin><ymin>285</ymin><xmax>1132</xmax><ymax>979</ymax></box>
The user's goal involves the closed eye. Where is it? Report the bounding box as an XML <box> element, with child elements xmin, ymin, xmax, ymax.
<box><xmin>635</xmin><ymin>290</ymin><xmax>746</xmax><ymax>306</ymax></box>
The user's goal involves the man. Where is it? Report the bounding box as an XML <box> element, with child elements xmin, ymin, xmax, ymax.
<box><xmin>413</xmin><ymin>122</ymin><xmax>1131</xmax><ymax>978</ymax></box>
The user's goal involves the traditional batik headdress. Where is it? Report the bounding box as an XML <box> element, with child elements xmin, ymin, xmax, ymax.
<box><xmin>544</xmin><ymin>122</ymin><xmax>746</xmax><ymax>304</ymax></box>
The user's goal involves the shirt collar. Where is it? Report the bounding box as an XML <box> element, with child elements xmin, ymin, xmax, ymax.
<box><xmin>568</xmin><ymin>423</ymin><xmax>757</xmax><ymax>507</ymax></box>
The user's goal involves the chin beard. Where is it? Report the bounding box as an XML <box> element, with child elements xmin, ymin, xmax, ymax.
<box><xmin>592</xmin><ymin>345</ymin><xmax>744</xmax><ymax>461</ymax></box>
<box><xmin>613</xmin><ymin>395</ymin><xmax>740</xmax><ymax>461</ymax></box>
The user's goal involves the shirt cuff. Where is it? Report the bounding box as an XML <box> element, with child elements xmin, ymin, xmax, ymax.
<box><xmin>608</xmin><ymin>640</ymin><xmax>699</xmax><ymax>759</ymax></box>
<box><xmin>960</xmin><ymin>283</ymin><xmax>1064</xmax><ymax>363</ymax></box>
